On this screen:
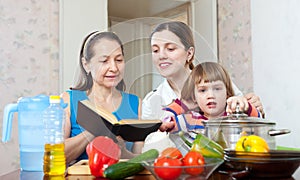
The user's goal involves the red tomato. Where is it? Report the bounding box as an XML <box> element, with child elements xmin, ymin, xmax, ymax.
<box><xmin>154</xmin><ymin>157</ymin><xmax>183</xmax><ymax>180</ymax></box>
<box><xmin>160</xmin><ymin>147</ymin><xmax>183</xmax><ymax>159</ymax></box>
<box><xmin>182</xmin><ymin>151</ymin><xmax>205</xmax><ymax>176</ymax></box>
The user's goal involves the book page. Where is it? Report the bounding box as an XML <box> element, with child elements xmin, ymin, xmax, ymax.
<box><xmin>119</xmin><ymin>119</ymin><xmax>162</xmax><ymax>124</ymax></box>
<box><xmin>80</xmin><ymin>100</ymin><xmax>118</xmax><ymax>124</ymax></box>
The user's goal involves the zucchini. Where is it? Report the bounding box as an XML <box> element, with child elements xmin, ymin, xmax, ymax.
<box><xmin>191</xmin><ymin>133</ymin><xmax>224</xmax><ymax>159</ymax></box>
<box><xmin>103</xmin><ymin>149</ymin><xmax>159</xmax><ymax>179</ymax></box>
<box><xmin>179</xmin><ymin>131</ymin><xmax>224</xmax><ymax>158</ymax></box>
<box><xmin>196</xmin><ymin>133</ymin><xmax>224</xmax><ymax>154</ymax></box>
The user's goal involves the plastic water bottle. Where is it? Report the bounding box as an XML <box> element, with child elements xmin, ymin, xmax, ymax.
<box><xmin>43</xmin><ymin>95</ymin><xmax>66</xmax><ymax>176</ymax></box>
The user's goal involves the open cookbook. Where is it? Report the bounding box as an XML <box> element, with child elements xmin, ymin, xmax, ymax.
<box><xmin>76</xmin><ymin>100</ymin><xmax>162</xmax><ymax>141</ymax></box>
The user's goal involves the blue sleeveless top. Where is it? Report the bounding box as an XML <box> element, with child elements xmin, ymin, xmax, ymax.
<box><xmin>67</xmin><ymin>89</ymin><xmax>139</xmax><ymax>161</ymax></box>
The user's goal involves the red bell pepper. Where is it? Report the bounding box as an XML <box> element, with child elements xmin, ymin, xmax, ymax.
<box><xmin>86</xmin><ymin>136</ymin><xmax>121</xmax><ymax>177</ymax></box>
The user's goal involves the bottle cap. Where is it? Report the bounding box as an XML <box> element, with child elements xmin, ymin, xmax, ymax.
<box><xmin>49</xmin><ymin>95</ymin><xmax>60</xmax><ymax>103</ymax></box>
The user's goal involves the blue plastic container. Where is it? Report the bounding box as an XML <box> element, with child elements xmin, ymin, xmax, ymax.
<box><xmin>2</xmin><ymin>95</ymin><xmax>50</xmax><ymax>171</ymax></box>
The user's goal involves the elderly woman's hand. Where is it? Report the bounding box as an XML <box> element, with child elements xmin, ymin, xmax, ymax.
<box><xmin>116</xmin><ymin>136</ymin><xmax>127</xmax><ymax>150</ymax></box>
<box><xmin>116</xmin><ymin>136</ymin><xmax>134</xmax><ymax>159</ymax></box>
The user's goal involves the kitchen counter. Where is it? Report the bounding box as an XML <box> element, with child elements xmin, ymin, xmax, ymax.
<box><xmin>1</xmin><ymin>167</ymin><xmax>299</xmax><ymax>180</ymax></box>
<box><xmin>1</xmin><ymin>170</ymin><xmax>155</xmax><ymax>180</ymax></box>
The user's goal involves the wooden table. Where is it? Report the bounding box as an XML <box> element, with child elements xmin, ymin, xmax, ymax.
<box><xmin>0</xmin><ymin>170</ymin><xmax>156</xmax><ymax>180</ymax></box>
<box><xmin>1</xmin><ymin>168</ymin><xmax>299</xmax><ymax>180</ymax></box>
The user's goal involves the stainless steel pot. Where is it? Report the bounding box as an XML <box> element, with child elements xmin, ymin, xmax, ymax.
<box><xmin>202</xmin><ymin>113</ymin><xmax>291</xmax><ymax>150</ymax></box>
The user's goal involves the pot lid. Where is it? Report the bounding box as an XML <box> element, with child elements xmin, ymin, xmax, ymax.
<box><xmin>203</xmin><ymin>113</ymin><xmax>276</xmax><ymax>126</ymax></box>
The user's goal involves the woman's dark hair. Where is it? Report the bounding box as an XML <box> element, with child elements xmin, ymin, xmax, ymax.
<box><xmin>150</xmin><ymin>21</ymin><xmax>195</xmax><ymax>70</ymax></box>
<box><xmin>71</xmin><ymin>31</ymin><xmax>126</xmax><ymax>91</ymax></box>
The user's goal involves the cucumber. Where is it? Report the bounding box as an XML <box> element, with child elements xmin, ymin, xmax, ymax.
<box><xmin>103</xmin><ymin>149</ymin><xmax>159</xmax><ymax>180</ymax></box>
<box><xmin>179</xmin><ymin>131</ymin><xmax>193</xmax><ymax>147</ymax></box>
<box><xmin>104</xmin><ymin>162</ymin><xmax>144</xmax><ymax>180</ymax></box>
<box><xmin>127</xmin><ymin>149</ymin><xmax>159</xmax><ymax>163</ymax></box>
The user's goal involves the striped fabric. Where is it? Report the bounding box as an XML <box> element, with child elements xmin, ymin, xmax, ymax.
<box><xmin>163</xmin><ymin>99</ymin><xmax>261</xmax><ymax>133</ymax></box>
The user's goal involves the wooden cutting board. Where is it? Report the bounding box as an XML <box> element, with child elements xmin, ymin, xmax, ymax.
<box><xmin>67</xmin><ymin>159</ymin><xmax>151</xmax><ymax>175</ymax></box>
<box><xmin>67</xmin><ymin>160</ymin><xmax>91</xmax><ymax>175</ymax></box>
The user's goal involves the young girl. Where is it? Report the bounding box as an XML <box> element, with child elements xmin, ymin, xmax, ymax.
<box><xmin>163</xmin><ymin>62</ymin><xmax>262</xmax><ymax>133</ymax></box>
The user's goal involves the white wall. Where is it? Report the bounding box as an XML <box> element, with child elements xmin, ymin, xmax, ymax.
<box><xmin>192</xmin><ymin>0</ymin><xmax>218</xmax><ymax>64</ymax></box>
<box><xmin>60</xmin><ymin>0</ymin><xmax>107</xmax><ymax>91</ymax></box>
<box><xmin>251</xmin><ymin>0</ymin><xmax>300</xmax><ymax>148</ymax></box>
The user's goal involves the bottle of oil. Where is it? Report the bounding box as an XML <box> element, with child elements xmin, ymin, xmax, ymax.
<box><xmin>43</xmin><ymin>95</ymin><xmax>66</xmax><ymax>176</ymax></box>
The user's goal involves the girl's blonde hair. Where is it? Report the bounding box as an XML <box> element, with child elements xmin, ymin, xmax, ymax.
<box><xmin>181</xmin><ymin>62</ymin><xmax>234</xmax><ymax>103</ymax></box>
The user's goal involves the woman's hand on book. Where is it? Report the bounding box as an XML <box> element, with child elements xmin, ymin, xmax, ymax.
<box><xmin>116</xmin><ymin>136</ymin><xmax>126</xmax><ymax>149</ymax></box>
<box><xmin>83</xmin><ymin>130</ymin><xmax>95</xmax><ymax>142</ymax></box>
<box><xmin>116</xmin><ymin>136</ymin><xmax>136</xmax><ymax>159</ymax></box>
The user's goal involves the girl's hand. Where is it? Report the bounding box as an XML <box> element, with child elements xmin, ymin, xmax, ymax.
<box><xmin>159</xmin><ymin>117</ymin><xmax>175</xmax><ymax>132</ymax></box>
<box><xmin>226</xmin><ymin>96</ymin><xmax>249</xmax><ymax>114</ymax></box>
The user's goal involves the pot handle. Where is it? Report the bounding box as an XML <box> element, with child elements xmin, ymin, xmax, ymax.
<box><xmin>268</xmin><ymin>129</ymin><xmax>291</xmax><ymax>136</ymax></box>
